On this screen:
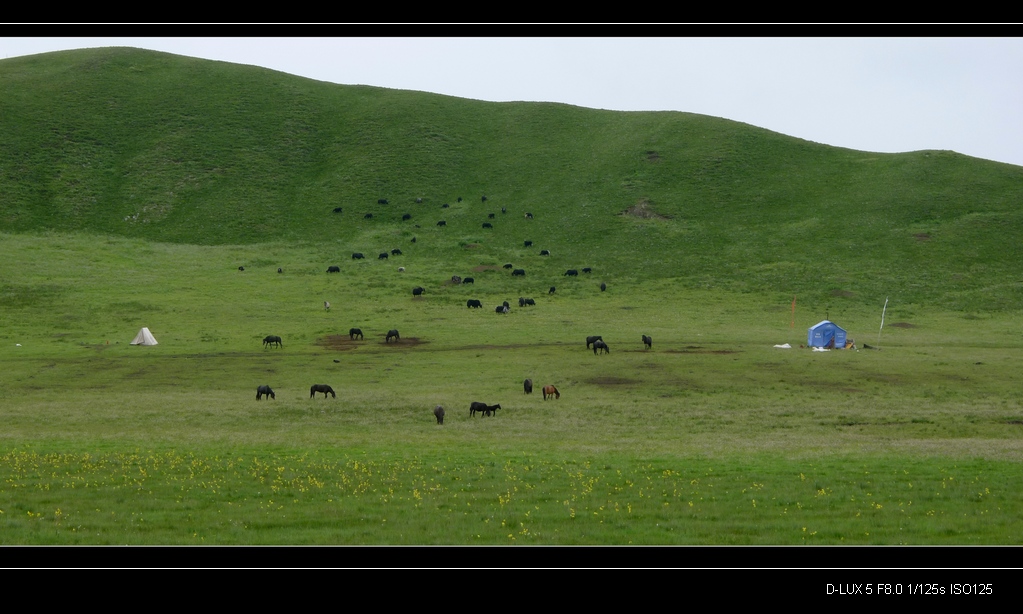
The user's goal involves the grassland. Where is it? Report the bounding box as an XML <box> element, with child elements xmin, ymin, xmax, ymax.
<box><xmin>1</xmin><ymin>48</ymin><xmax>1022</xmax><ymax>546</ymax></box>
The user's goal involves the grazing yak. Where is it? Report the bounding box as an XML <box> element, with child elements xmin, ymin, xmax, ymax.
<box><xmin>398</xmin><ymin>267</ymin><xmax>405</xmax><ymax>272</ymax></box>
<box><xmin>386</xmin><ymin>329</ymin><xmax>401</xmax><ymax>343</ymax></box>
<box><xmin>586</xmin><ymin>335</ymin><xmax>603</xmax><ymax>349</ymax></box>
<box><xmin>601</xmin><ymin>282</ymin><xmax>607</xmax><ymax>292</ymax></box>
<box><xmin>523</xmin><ymin>378</ymin><xmax>533</xmax><ymax>394</ymax></box>
<box><xmin>351</xmin><ymin>253</ymin><xmax>365</xmax><ymax>260</ymax></box>
<box><xmin>263</xmin><ymin>335</ymin><xmax>283</xmax><ymax>349</ymax></box>
<box><xmin>442</xmin><ymin>203</ymin><xmax>449</xmax><ymax>208</ymax></box>
<box><xmin>412</xmin><ymin>287</ymin><xmax>425</xmax><ymax>297</ymax></box>
<box><xmin>310</xmin><ymin>384</ymin><xmax>336</xmax><ymax>398</ymax></box>
<box><xmin>543</xmin><ymin>385</ymin><xmax>560</xmax><ymax>400</ymax></box>
<box><xmin>593</xmin><ymin>339</ymin><xmax>610</xmax><ymax>355</ymax></box>
<box><xmin>540</xmin><ymin>250</ymin><xmax>550</xmax><ymax>256</ymax></box>
<box><xmin>451</xmin><ymin>275</ymin><xmax>462</xmax><ymax>284</ymax></box>
<box><xmin>391</xmin><ymin>248</ymin><xmax>403</xmax><ymax>256</ymax></box>
<box><xmin>256</xmin><ymin>385</ymin><xmax>275</xmax><ymax>400</ymax></box>
<box><xmin>495</xmin><ymin>305</ymin><xmax>509</xmax><ymax>314</ymax></box>
<box><xmin>333</xmin><ymin>207</ymin><xmax>343</xmax><ymax>213</ymax></box>
<box><xmin>364</xmin><ymin>213</ymin><xmax>373</xmax><ymax>219</ymax></box>
<box><xmin>238</xmin><ymin>266</ymin><xmax>245</xmax><ymax>271</ymax></box>
<box><xmin>434</xmin><ymin>405</ymin><xmax>445</xmax><ymax>425</ymax></box>
<box><xmin>278</xmin><ymin>268</ymin><xmax>283</xmax><ymax>273</ymax></box>
<box><xmin>327</xmin><ymin>265</ymin><xmax>341</xmax><ymax>273</ymax></box>
<box><xmin>463</xmin><ymin>277</ymin><xmax>474</xmax><ymax>284</ymax></box>
<box><xmin>549</xmin><ymin>286</ymin><xmax>556</xmax><ymax>294</ymax></box>
<box><xmin>503</xmin><ymin>264</ymin><xmax>514</xmax><ymax>269</ymax></box>
<box><xmin>467</xmin><ymin>299</ymin><xmax>483</xmax><ymax>309</ymax></box>
<box><xmin>582</xmin><ymin>267</ymin><xmax>592</xmax><ymax>273</ymax></box>
<box><xmin>379</xmin><ymin>253</ymin><xmax>388</xmax><ymax>260</ymax></box>
<box><xmin>378</xmin><ymin>199</ymin><xmax>389</xmax><ymax>205</ymax></box>
<box><xmin>402</xmin><ymin>213</ymin><xmax>412</xmax><ymax>221</ymax></box>
<box><xmin>470</xmin><ymin>401</ymin><xmax>501</xmax><ymax>417</ymax></box>
<box><xmin>481</xmin><ymin>195</ymin><xmax>488</xmax><ymax>202</ymax></box>
<box><xmin>524</xmin><ymin>298</ymin><xmax>535</xmax><ymax>306</ymax></box>
<box><xmin>437</xmin><ymin>220</ymin><xmax>446</xmax><ymax>226</ymax></box>
<box><xmin>349</xmin><ymin>328</ymin><xmax>364</xmax><ymax>340</ymax></box>
<box><xmin>488</xmin><ymin>213</ymin><xmax>496</xmax><ymax>219</ymax></box>
<box><xmin>512</xmin><ymin>269</ymin><xmax>525</xmax><ymax>276</ymax></box>
<box><xmin>525</xmin><ymin>212</ymin><xmax>534</xmax><ymax>219</ymax></box>
<box><xmin>524</xmin><ymin>240</ymin><xmax>533</xmax><ymax>247</ymax></box>
<box><xmin>643</xmin><ymin>334</ymin><xmax>652</xmax><ymax>349</ymax></box>
<box><xmin>482</xmin><ymin>223</ymin><xmax>493</xmax><ymax>229</ymax></box>
<box><xmin>565</xmin><ymin>269</ymin><xmax>578</xmax><ymax>276</ymax></box>
<box><xmin>324</xmin><ymin>301</ymin><xmax>331</xmax><ymax>311</ymax></box>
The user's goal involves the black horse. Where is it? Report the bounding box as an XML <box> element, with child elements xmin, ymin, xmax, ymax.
<box><xmin>386</xmin><ymin>329</ymin><xmax>400</xmax><ymax>343</ymax></box>
<box><xmin>263</xmin><ymin>335</ymin><xmax>282</xmax><ymax>348</ymax></box>
<box><xmin>586</xmin><ymin>335</ymin><xmax>602</xmax><ymax>349</ymax></box>
<box><xmin>256</xmin><ymin>385</ymin><xmax>275</xmax><ymax>400</ymax></box>
<box><xmin>643</xmin><ymin>335</ymin><xmax>652</xmax><ymax>349</ymax></box>
<box><xmin>310</xmin><ymin>384</ymin><xmax>336</xmax><ymax>398</ymax></box>
<box><xmin>434</xmin><ymin>405</ymin><xmax>445</xmax><ymax>425</ymax></box>
<box><xmin>593</xmin><ymin>340</ymin><xmax>610</xmax><ymax>355</ymax></box>
<box><xmin>349</xmin><ymin>328</ymin><xmax>364</xmax><ymax>340</ymax></box>
<box><xmin>470</xmin><ymin>402</ymin><xmax>501</xmax><ymax>417</ymax></box>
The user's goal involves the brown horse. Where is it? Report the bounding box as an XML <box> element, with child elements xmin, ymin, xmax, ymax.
<box><xmin>543</xmin><ymin>385</ymin><xmax>560</xmax><ymax>400</ymax></box>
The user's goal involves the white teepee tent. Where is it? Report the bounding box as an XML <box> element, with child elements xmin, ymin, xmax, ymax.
<box><xmin>130</xmin><ymin>327</ymin><xmax>158</xmax><ymax>345</ymax></box>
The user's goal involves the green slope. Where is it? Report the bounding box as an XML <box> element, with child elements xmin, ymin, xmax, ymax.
<box><xmin>3</xmin><ymin>47</ymin><xmax>1023</xmax><ymax>310</ymax></box>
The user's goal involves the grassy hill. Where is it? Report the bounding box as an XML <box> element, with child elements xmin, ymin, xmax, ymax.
<box><xmin>3</xmin><ymin>47</ymin><xmax>1023</xmax><ymax>311</ymax></box>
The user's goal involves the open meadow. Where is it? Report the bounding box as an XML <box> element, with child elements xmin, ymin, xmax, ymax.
<box><xmin>2</xmin><ymin>232</ymin><xmax>1022</xmax><ymax>545</ymax></box>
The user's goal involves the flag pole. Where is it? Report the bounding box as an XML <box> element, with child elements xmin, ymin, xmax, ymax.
<box><xmin>877</xmin><ymin>297</ymin><xmax>889</xmax><ymax>346</ymax></box>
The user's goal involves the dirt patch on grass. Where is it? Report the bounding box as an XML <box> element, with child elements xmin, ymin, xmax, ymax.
<box><xmin>463</xmin><ymin>243</ymin><xmax>480</xmax><ymax>249</ymax></box>
<box><xmin>621</xmin><ymin>198</ymin><xmax>671</xmax><ymax>220</ymax></box>
<box><xmin>913</xmin><ymin>232</ymin><xmax>931</xmax><ymax>241</ymax></box>
<box><xmin>588</xmin><ymin>376</ymin><xmax>641</xmax><ymax>387</ymax></box>
<box><xmin>646</xmin><ymin>150</ymin><xmax>660</xmax><ymax>162</ymax></box>
<box><xmin>473</xmin><ymin>265</ymin><xmax>502</xmax><ymax>272</ymax></box>
<box><xmin>889</xmin><ymin>322</ymin><xmax>916</xmax><ymax>328</ymax></box>
<box><xmin>315</xmin><ymin>335</ymin><xmax>362</xmax><ymax>351</ymax></box>
<box><xmin>664</xmin><ymin>346</ymin><xmax>739</xmax><ymax>354</ymax></box>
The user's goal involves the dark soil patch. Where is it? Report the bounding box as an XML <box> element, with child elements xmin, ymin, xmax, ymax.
<box><xmin>473</xmin><ymin>265</ymin><xmax>502</xmax><ymax>272</ymax></box>
<box><xmin>913</xmin><ymin>232</ymin><xmax>931</xmax><ymax>241</ymax></box>
<box><xmin>315</xmin><ymin>335</ymin><xmax>362</xmax><ymax>351</ymax></box>
<box><xmin>830</xmin><ymin>289</ymin><xmax>856</xmax><ymax>298</ymax></box>
<box><xmin>646</xmin><ymin>150</ymin><xmax>660</xmax><ymax>162</ymax></box>
<box><xmin>621</xmin><ymin>199</ymin><xmax>671</xmax><ymax>220</ymax></box>
<box><xmin>463</xmin><ymin>243</ymin><xmax>480</xmax><ymax>249</ymax></box>
<box><xmin>889</xmin><ymin>322</ymin><xmax>916</xmax><ymax>328</ymax></box>
<box><xmin>664</xmin><ymin>346</ymin><xmax>739</xmax><ymax>354</ymax></box>
<box><xmin>588</xmin><ymin>376</ymin><xmax>641</xmax><ymax>387</ymax></box>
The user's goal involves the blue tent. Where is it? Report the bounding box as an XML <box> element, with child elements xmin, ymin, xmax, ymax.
<box><xmin>807</xmin><ymin>320</ymin><xmax>847</xmax><ymax>348</ymax></box>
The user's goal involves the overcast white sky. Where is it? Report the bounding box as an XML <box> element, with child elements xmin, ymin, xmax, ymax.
<box><xmin>3</xmin><ymin>36</ymin><xmax>1023</xmax><ymax>167</ymax></box>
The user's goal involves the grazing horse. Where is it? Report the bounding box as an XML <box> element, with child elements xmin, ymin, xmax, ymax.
<box><xmin>256</xmin><ymin>385</ymin><xmax>275</xmax><ymax>400</ymax></box>
<box><xmin>349</xmin><ymin>328</ymin><xmax>363</xmax><ymax>340</ymax></box>
<box><xmin>543</xmin><ymin>385</ymin><xmax>560</xmax><ymax>400</ymax></box>
<box><xmin>263</xmin><ymin>335</ymin><xmax>282</xmax><ymax>348</ymax></box>
<box><xmin>386</xmin><ymin>329</ymin><xmax>400</xmax><ymax>343</ymax></box>
<box><xmin>586</xmin><ymin>335</ymin><xmax>603</xmax><ymax>349</ymax></box>
<box><xmin>310</xmin><ymin>384</ymin><xmax>336</xmax><ymax>398</ymax></box>
<box><xmin>642</xmin><ymin>335</ymin><xmax>652</xmax><ymax>349</ymax></box>
<box><xmin>593</xmin><ymin>339</ymin><xmax>610</xmax><ymax>355</ymax></box>
<box><xmin>434</xmin><ymin>405</ymin><xmax>445</xmax><ymax>425</ymax></box>
<box><xmin>524</xmin><ymin>378</ymin><xmax>533</xmax><ymax>394</ymax></box>
<box><xmin>469</xmin><ymin>401</ymin><xmax>501</xmax><ymax>417</ymax></box>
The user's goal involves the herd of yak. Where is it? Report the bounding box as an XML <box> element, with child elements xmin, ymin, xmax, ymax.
<box><xmin>252</xmin><ymin>194</ymin><xmax>653</xmax><ymax>424</ymax></box>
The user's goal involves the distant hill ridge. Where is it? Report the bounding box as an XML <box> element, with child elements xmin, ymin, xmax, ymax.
<box><xmin>3</xmin><ymin>46</ymin><xmax>1023</xmax><ymax>310</ymax></box>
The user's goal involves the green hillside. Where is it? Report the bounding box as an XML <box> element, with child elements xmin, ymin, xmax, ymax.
<box><xmin>3</xmin><ymin>45</ymin><xmax>1023</xmax><ymax>313</ymax></box>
